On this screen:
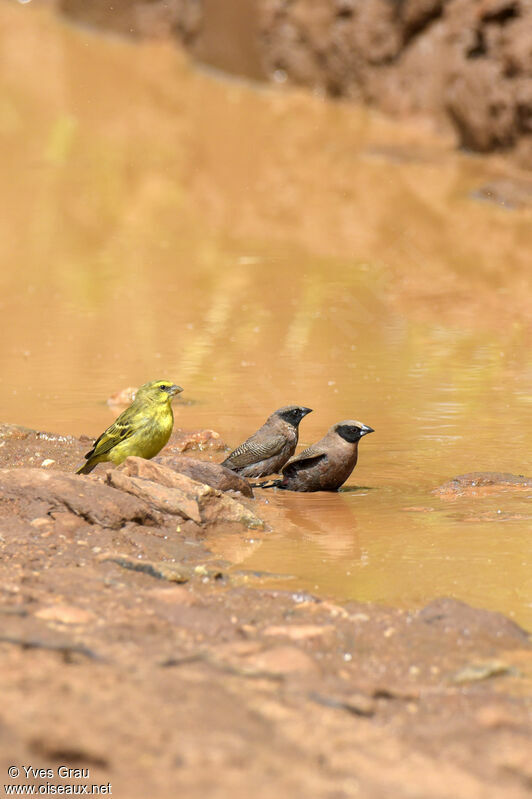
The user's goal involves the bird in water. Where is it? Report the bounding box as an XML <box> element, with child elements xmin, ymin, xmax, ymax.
<box><xmin>264</xmin><ymin>419</ymin><xmax>374</xmax><ymax>492</ymax></box>
<box><xmin>221</xmin><ymin>405</ymin><xmax>313</xmax><ymax>479</ymax></box>
<box><xmin>76</xmin><ymin>379</ymin><xmax>183</xmax><ymax>475</ymax></box>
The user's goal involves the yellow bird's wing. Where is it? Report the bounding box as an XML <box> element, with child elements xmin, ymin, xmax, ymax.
<box><xmin>84</xmin><ymin>406</ymin><xmax>139</xmax><ymax>460</ymax></box>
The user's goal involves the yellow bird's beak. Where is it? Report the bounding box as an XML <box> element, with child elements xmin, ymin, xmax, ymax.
<box><xmin>168</xmin><ymin>384</ymin><xmax>183</xmax><ymax>397</ymax></box>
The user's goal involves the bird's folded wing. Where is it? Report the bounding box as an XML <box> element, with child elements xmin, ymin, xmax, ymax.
<box><xmin>283</xmin><ymin>445</ymin><xmax>327</xmax><ymax>473</ymax></box>
<box><xmin>224</xmin><ymin>434</ymin><xmax>286</xmax><ymax>468</ymax></box>
<box><xmin>85</xmin><ymin>418</ymin><xmax>135</xmax><ymax>459</ymax></box>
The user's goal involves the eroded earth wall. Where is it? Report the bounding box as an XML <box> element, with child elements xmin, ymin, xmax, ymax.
<box><xmin>56</xmin><ymin>0</ymin><xmax>532</xmax><ymax>163</ymax></box>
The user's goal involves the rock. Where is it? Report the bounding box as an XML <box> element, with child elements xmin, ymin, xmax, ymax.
<box><xmin>108</xmin><ymin>468</ymin><xmax>205</xmax><ymax>524</ymax></box>
<box><xmin>263</xmin><ymin>624</ymin><xmax>335</xmax><ymax>640</ymax></box>
<box><xmin>146</xmin><ymin>585</ymin><xmax>200</xmax><ymax>605</ymax></box>
<box><xmin>495</xmin><ymin>743</ymin><xmax>532</xmax><ymax>786</ymax></box>
<box><xmin>101</xmin><ymin>555</ymin><xmax>195</xmax><ymax>583</ymax></box>
<box><xmin>342</xmin><ymin>692</ymin><xmax>377</xmax><ymax>717</ymax></box>
<box><xmin>399</xmin><ymin>0</ymin><xmax>445</xmax><ymax>43</ymax></box>
<box><xmin>446</xmin><ymin>62</ymin><xmax>516</xmax><ymax>152</ymax></box>
<box><xmin>118</xmin><ymin>456</ymin><xmax>216</xmax><ymax>493</ymax></box>
<box><xmin>35</xmin><ymin>605</ymin><xmax>96</xmax><ymax>625</ymax></box>
<box><xmin>168</xmin><ymin>429</ymin><xmax>226</xmax><ymax>453</ymax></box>
<box><xmin>238</xmin><ymin>645</ymin><xmax>318</xmax><ymax>677</ymax></box>
<box><xmin>107</xmin><ymin>386</ymin><xmax>138</xmax><ymax>406</ymax></box>
<box><xmin>155</xmin><ymin>455</ymin><xmax>253</xmax><ymax>497</ymax></box>
<box><xmin>214</xmin><ymin>641</ymin><xmax>318</xmax><ymax>678</ymax></box>
<box><xmin>30</xmin><ymin>517</ymin><xmax>53</xmax><ymax>529</ymax></box>
<box><xmin>111</xmin><ymin>457</ymin><xmax>264</xmax><ymax>529</ymax></box>
<box><xmin>102</xmin><ymin>553</ymin><xmax>227</xmax><ymax>584</ymax></box>
<box><xmin>417</xmin><ymin>598</ymin><xmax>530</xmax><ymax>645</ymax></box>
<box><xmin>471</xmin><ymin>178</ymin><xmax>532</xmax><ymax>209</ymax></box>
<box><xmin>451</xmin><ymin>660</ymin><xmax>514</xmax><ymax>684</ymax></box>
<box><xmin>0</xmin><ymin>423</ymin><xmax>33</xmax><ymax>440</ymax></box>
<box><xmin>475</xmin><ymin>704</ymin><xmax>520</xmax><ymax>729</ymax></box>
<box><xmin>311</xmin><ymin>691</ymin><xmax>377</xmax><ymax>717</ymax></box>
<box><xmin>0</xmin><ymin>468</ymin><xmax>155</xmax><ymax>529</ymax></box>
<box><xmin>434</xmin><ymin>472</ymin><xmax>532</xmax><ymax>498</ymax></box>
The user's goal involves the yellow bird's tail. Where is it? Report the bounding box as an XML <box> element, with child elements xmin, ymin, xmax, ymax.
<box><xmin>76</xmin><ymin>460</ymin><xmax>96</xmax><ymax>475</ymax></box>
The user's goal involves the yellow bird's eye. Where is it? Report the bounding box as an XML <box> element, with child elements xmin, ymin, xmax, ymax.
<box><xmin>160</xmin><ymin>385</ymin><xmax>168</xmax><ymax>391</ymax></box>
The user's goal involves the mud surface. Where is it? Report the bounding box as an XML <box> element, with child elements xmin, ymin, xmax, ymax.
<box><xmin>54</xmin><ymin>0</ymin><xmax>532</xmax><ymax>161</ymax></box>
<box><xmin>0</xmin><ymin>428</ymin><xmax>531</xmax><ymax>798</ymax></box>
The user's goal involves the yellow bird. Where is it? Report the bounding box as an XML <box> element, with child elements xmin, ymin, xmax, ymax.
<box><xmin>76</xmin><ymin>379</ymin><xmax>183</xmax><ymax>475</ymax></box>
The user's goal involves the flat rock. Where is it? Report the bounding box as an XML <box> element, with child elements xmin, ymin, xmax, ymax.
<box><xmin>0</xmin><ymin>423</ymin><xmax>34</xmax><ymax>440</ymax></box>
<box><xmin>155</xmin><ymin>455</ymin><xmax>253</xmax><ymax>497</ymax></box>
<box><xmin>35</xmin><ymin>604</ymin><xmax>97</xmax><ymax>625</ymax></box>
<box><xmin>263</xmin><ymin>624</ymin><xmax>335</xmax><ymax>641</ymax></box>
<box><xmin>106</xmin><ymin>469</ymin><xmax>203</xmax><ymax>524</ymax></box>
<box><xmin>0</xmin><ymin>468</ymin><xmax>155</xmax><ymax>529</ymax></box>
<box><xmin>237</xmin><ymin>645</ymin><xmax>319</xmax><ymax>677</ymax></box>
<box><xmin>111</xmin><ymin>457</ymin><xmax>264</xmax><ymax>529</ymax></box>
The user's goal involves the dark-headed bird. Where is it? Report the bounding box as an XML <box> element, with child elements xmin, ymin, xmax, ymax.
<box><xmin>221</xmin><ymin>405</ymin><xmax>312</xmax><ymax>479</ymax></box>
<box><xmin>76</xmin><ymin>379</ymin><xmax>183</xmax><ymax>475</ymax></box>
<box><xmin>271</xmin><ymin>419</ymin><xmax>374</xmax><ymax>492</ymax></box>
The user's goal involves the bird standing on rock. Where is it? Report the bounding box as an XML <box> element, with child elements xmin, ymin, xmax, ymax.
<box><xmin>268</xmin><ymin>420</ymin><xmax>374</xmax><ymax>492</ymax></box>
<box><xmin>221</xmin><ymin>405</ymin><xmax>313</xmax><ymax>479</ymax></box>
<box><xmin>76</xmin><ymin>380</ymin><xmax>183</xmax><ymax>475</ymax></box>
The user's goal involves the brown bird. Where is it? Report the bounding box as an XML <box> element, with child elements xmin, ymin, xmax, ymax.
<box><xmin>270</xmin><ymin>419</ymin><xmax>374</xmax><ymax>492</ymax></box>
<box><xmin>221</xmin><ymin>405</ymin><xmax>313</xmax><ymax>479</ymax></box>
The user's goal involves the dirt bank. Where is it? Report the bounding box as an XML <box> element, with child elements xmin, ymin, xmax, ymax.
<box><xmin>0</xmin><ymin>424</ymin><xmax>531</xmax><ymax>798</ymax></box>
<box><xmin>55</xmin><ymin>0</ymin><xmax>532</xmax><ymax>163</ymax></box>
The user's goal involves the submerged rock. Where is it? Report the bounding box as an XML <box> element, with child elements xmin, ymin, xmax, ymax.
<box><xmin>155</xmin><ymin>455</ymin><xmax>253</xmax><ymax>497</ymax></box>
<box><xmin>107</xmin><ymin>386</ymin><xmax>138</xmax><ymax>406</ymax></box>
<box><xmin>471</xmin><ymin>178</ymin><xmax>532</xmax><ymax>210</ymax></box>
<box><xmin>434</xmin><ymin>472</ymin><xmax>532</xmax><ymax>498</ymax></box>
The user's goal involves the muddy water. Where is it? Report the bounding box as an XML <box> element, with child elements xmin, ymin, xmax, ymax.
<box><xmin>1</xmin><ymin>5</ymin><xmax>531</xmax><ymax>626</ymax></box>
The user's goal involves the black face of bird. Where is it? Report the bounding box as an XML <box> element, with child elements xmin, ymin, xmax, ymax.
<box><xmin>336</xmin><ymin>423</ymin><xmax>374</xmax><ymax>443</ymax></box>
<box><xmin>279</xmin><ymin>406</ymin><xmax>313</xmax><ymax>427</ymax></box>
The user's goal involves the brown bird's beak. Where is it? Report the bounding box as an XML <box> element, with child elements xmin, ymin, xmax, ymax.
<box><xmin>168</xmin><ymin>384</ymin><xmax>183</xmax><ymax>397</ymax></box>
<box><xmin>301</xmin><ymin>407</ymin><xmax>313</xmax><ymax>417</ymax></box>
<box><xmin>359</xmin><ymin>424</ymin><xmax>374</xmax><ymax>437</ymax></box>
